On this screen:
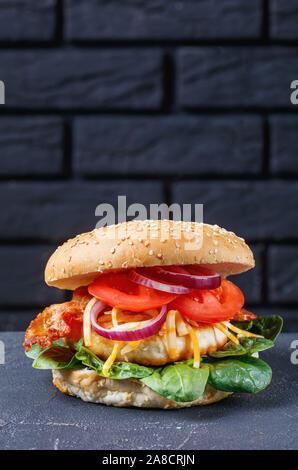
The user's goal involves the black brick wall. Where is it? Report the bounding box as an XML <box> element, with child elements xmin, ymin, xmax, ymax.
<box><xmin>0</xmin><ymin>1</ymin><xmax>297</xmax><ymax>331</ymax></box>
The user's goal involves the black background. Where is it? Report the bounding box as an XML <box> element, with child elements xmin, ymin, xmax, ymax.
<box><xmin>0</xmin><ymin>1</ymin><xmax>297</xmax><ymax>331</ymax></box>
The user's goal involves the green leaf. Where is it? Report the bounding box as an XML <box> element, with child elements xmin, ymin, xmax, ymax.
<box><xmin>141</xmin><ymin>362</ymin><xmax>209</xmax><ymax>403</ymax></box>
<box><xmin>204</xmin><ymin>355</ymin><xmax>272</xmax><ymax>393</ymax></box>
<box><xmin>250</xmin><ymin>315</ymin><xmax>283</xmax><ymax>341</ymax></box>
<box><xmin>26</xmin><ymin>339</ymin><xmax>81</xmax><ymax>370</ymax></box>
<box><xmin>73</xmin><ymin>343</ymin><xmax>154</xmax><ymax>380</ymax></box>
<box><xmin>209</xmin><ymin>336</ymin><xmax>274</xmax><ymax>358</ymax></box>
<box><xmin>33</xmin><ymin>346</ymin><xmax>81</xmax><ymax>370</ymax></box>
<box><xmin>25</xmin><ymin>343</ymin><xmax>46</xmax><ymax>360</ymax></box>
<box><xmin>231</xmin><ymin>320</ymin><xmax>253</xmax><ymax>331</ymax></box>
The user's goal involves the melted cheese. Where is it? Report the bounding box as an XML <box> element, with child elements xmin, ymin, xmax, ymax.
<box><xmin>102</xmin><ymin>342</ymin><xmax>120</xmax><ymax>377</ymax></box>
<box><xmin>83</xmin><ymin>297</ymin><xmax>97</xmax><ymax>347</ymax></box>
<box><xmin>166</xmin><ymin>310</ymin><xmax>178</xmax><ymax>360</ymax></box>
<box><xmin>121</xmin><ymin>341</ymin><xmax>142</xmax><ymax>355</ymax></box>
<box><xmin>215</xmin><ymin>323</ymin><xmax>239</xmax><ymax>344</ymax></box>
<box><xmin>186</xmin><ymin>324</ymin><xmax>200</xmax><ymax>368</ymax></box>
<box><xmin>223</xmin><ymin>321</ymin><xmax>262</xmax><ymax>338</ymax></box>
<box><xmin>111</xmin><ymin>307</ymin><xmax>119</xmax><ymax>327</ymax></box>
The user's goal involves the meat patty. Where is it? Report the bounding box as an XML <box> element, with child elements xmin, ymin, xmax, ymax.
<box><xmin>87</xmin><ymin>324</ymin><xmax>227</xmax><ymax>366</ymax></box>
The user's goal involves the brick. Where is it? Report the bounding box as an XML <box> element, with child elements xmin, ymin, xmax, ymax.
<box><xmin>0</xmin><ymin>0</ymin><xmax>56</xmax><ymax>41</ymax></box>
<box><xmin>233</xmin><ymin>245</ymin><xmax>263</xmax><ymax>304</ymax></box>
<box><xmin>0</xmin><ymin>117</ymin><xmax>63</xmax><ymax>176</ymax></box>
<box><xmin>74</xmin><ymin>115</ymin><xmax>263</xmax><ymax>176</ymax></box>
<box><xmin>65</xmin><ymin>0</ymin><xmax>262</xmax><ymax>40</ymax></box>
<box><xmin>0</xmin><ymin>246</ymin><xmax>66</xmax><ymax>307</ymax></box>
<box><xmin>177</xmin><ymin>47</ymin><xmax>298</xmax><ymax>108</ymax></box>
<box><xmin>270</xmin><ymin>0</ymin><xmax>298</xmax><ymax>39</ymax></box>
<box><xmin>0</xmin><ymin>181</ymin><xmax>164</xmax><ymax>242</ymax></box>
<box><xmin>172</xmin><ymin>181</ymin><xmax>298</xmax><ymax>240</ymax></box>
<box><xmin>0</xmin><ymin>49</ymin><xmax>162</xmax><ymax>109</ymax></box>
<box><xmin>268</xmin><ymin>245</ymin><xmax>298</xmax><ymax>303</ymax></box>
<box><xmin>270</xmin><ymin>115</ymin><xmax>298</xmax><ymax>174</ymax></box>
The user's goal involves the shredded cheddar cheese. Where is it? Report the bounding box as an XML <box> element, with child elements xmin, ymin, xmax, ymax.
<box><xmin>223</xmin><ymin>321</ymin><xmax>262</xmax><ymax>338</ymax></box>
<box><xmin>166</xmin><ymin>310</ymin><xmax>178</xmax><ymax>360</ymax></box>
<box><xmin>176</xmin><ymin>312</ymin><xmax>189</xmax><ymax>336</ymax></box>
<box><xmin>111</xmin><ymin>307</ymin><xmax>119</xmax><ymax>327</ymax></box>
<box><xmin>83</xmin><ymin>297</ymin><xmax>97</xmax><ymax>347</ymax></box>
<box><xmin>186</xmin><ymin>324</ymin><xmax>200</xmax><ymax>368</ymax></box>
<box><xmin>121</xmin><ymin>341</ymin><xmax>142</xmax><ymax>355</ymax></box>
<box><xmin>102</xmin><ymin>342</ymin><xmax>120</xmax><ymax>377</ymax></box>
<box><xmin>215</xmin><ymin>323</ymin><xmax>239</xmax><ymax>344</ymax></box>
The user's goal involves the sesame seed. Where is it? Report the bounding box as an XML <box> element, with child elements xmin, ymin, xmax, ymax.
<box><xmin>144</xmin><ymin>241</ymin><xmax>150</xmax><ymax>247</ymax></box>
<box><xmin>149</xmin><ymin>250</ymin><xmax>154</xmax><ymax>256</ymax></box>
<box><xmin>110</xmin><ymin>247</ymin><xmax>115</xmax><ymax>254</ymax></box>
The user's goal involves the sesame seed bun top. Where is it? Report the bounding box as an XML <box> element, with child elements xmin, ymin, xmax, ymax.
<box><xmin>45</xmin><ymin>220</ymin><xmax>255</xmax><ymax>290</ymax></box>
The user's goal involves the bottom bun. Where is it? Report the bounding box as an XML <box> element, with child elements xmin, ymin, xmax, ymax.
<box><xmin>52</xmin><ymin>369</ymin><xmax>232</xmax><ymax>409</ymax></box>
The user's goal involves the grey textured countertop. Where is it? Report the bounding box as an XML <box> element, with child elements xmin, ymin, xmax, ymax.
<box><xmin>0</xmin><ymin>332</ymin><xmax>297</xmax><ymax>450</ymax></box>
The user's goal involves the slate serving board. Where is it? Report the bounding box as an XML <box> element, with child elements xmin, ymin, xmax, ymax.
<box><xmin>0</xmin><ymin>332</ymin><xmax>297</xmax><ymax>450</ymax></box>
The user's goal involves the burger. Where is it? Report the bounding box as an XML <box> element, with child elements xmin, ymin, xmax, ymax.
<box><xmin>24</xmin><ymin>220</ymin><xmax>282</xmax><ymax>408</ymax></box>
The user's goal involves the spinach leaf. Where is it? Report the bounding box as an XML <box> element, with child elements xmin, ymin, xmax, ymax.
<box><xmin>27</xmin><ymin>340</ymin><xmax>82</xmax><ymax>370</ymax></box>
<box><xmin>25</xmin><ymin>339</ymin><xmax>69</xmax><ymax>360</ymax></box>
<box><xmin>231</xmin><ymin>320</ymin><xmax>253</xmax><ymax>331</ymax></box>
<box><xmin>141</xmin><ymin>362</ymin><xmax>209</xmax><ymax>403</ymax></box>
<box><xmin>33</xmin><ymin>346</ymin><xmax>82</xmax><ymax>370</ymax></box>
<box><xmin>204</xmin><ymin>355</ymin><xmax>272</xmax><ymax>393</ymax></box>
<box><xmin>25</xmin><ymin>343</ymin><xmax>47</xmax><ymax>360</ymax></box>
<box><xmin>250</xmin><ymin>315</ymin><xmax>283</xmax><ymax>341</ymax></box>
<box><xmin>73</xmin><ymin>342</ymin><xmax>154</xmax><ymax>380</ymax></box>
<box><xmin>209</xmin><ymin>336</ymin><xmax>274</xmax><ymax>358</ymax></box>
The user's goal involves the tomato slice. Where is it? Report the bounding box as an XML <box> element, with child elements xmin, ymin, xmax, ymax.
<box><xmin>169</xmin><ymin>279</ymin><xmax>244</xmax><ymax>324</ymax></box>
<box><xmin>88</xmin><ymin>272</ymin><xmax>178</xmax><ymax>312</ymax></box>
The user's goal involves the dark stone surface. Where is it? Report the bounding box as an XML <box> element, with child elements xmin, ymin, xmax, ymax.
<box><xmin>270</xmin><ymin>115</ymin><xmax>298</xmax><ymax>174</ymax></box>
<box><xmin>0</xmin><ymin>0</ymin><xmax>56</xmax><ymax>41</ymax></box>
<box><xmin>268</xmin><ymin>245</ymin><xmax>298</xmax><ymax>303</ymax></box>
<box><xmin>270</xmin><ymin>0</ymin><xmax>298</xmax><ymax>39</ymax></box>
<box><xmin>172</xmin><ymin>181</ymin><xmax>298</xmax><ymax>241</ymax></box>
<box><xmin>73</xmin><ymin>115</ymin><xmax>263</xmax><ymax>176</ymax></box>
<box><xmin>0</xmin><ymin>181</ymin><xmax>164</xmax><ymax>242</ymax></box>
<box><xmin>177</xmin><ymin>47</ymin><xmax>298</xmax><ymax>108</ymax></box>
<box><xmin>0</xmin><ymin>49</ymin><xmax>162</xmax><ymax>109</ymax></box>
<box><xmin>65</xmin><ymin>0</ymin><xmax>262</xmax><ymax>40</ymax></box>
<box><xmin>0</xmin><ymin>332</ymin><xmax>296</xmax><ymax>450</ymax></box>
<box><xmin>0</xmin><ymin>117</ymin><xmax>63</xmax><ymax>176</ymax></box>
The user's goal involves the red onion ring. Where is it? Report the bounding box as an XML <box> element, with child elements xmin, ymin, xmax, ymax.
<box><xmin>128</xmin><ymin>269</ymin><xmax>192</xmax><ymax>294</ymax></box>
<box><xmin>90</xmin><ymin>301</ymin><xmax>168</xmax><ymax>341</ymax></box>
<box><xmin>149</xmin><ymin>266</ymin><xmax>221</xmax><ymax>290</ymax></box>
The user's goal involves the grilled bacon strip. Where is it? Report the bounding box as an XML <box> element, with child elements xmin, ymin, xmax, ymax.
<box><xmin>24</xmin><ymin>287</ymin><xmax>91</xmax><ymax>351</ymax></box>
